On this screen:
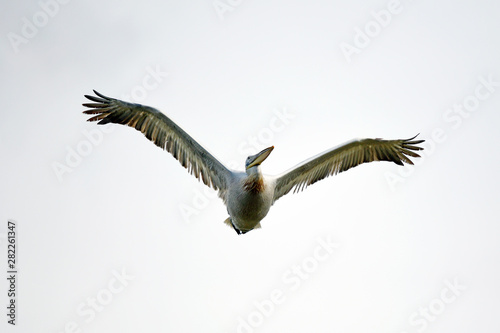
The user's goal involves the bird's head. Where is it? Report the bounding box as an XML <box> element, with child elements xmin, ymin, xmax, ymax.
<box><xmin>245</xmin><ymin>146</ymin><xmax>274</xmax><ymax>173</ymax></box>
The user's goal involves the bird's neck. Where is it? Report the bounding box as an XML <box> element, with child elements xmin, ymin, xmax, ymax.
<box><xmin>244</xmin><ymin>167</ymin><xmax>265</xmax><ymax>193</ymax></box>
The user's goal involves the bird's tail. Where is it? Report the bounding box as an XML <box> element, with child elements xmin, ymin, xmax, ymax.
<box><xmin>223</xmin><ymin>217</ymin><xmax>261</xmax><ymax>234</ymax></box>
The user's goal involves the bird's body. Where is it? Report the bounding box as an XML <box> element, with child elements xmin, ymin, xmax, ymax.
<box><xmin>225</xmin><ymin>168</ymin><xmax>274</xmax><ymax>233</ymax></box>
<box><xmin>83</xmin><ymin>90</ymin><xmax>424</xmax><ymax>234</ymax></box>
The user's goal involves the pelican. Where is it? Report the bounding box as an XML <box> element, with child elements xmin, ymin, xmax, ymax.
<box><xmin>83</xmin><ymin>90</ymin><xmax>424</xmax><ymax>234</ymax></box>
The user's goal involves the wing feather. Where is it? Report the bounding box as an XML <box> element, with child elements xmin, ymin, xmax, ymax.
<box><xmin>82</xmin><ymin>90</ymin><xmax>232</xmax><ymax>195</ymax></box>
<box><xmin>273</xmin><ymin>136</ymin><xmax>424</xmax><ymax>201</ymax></box>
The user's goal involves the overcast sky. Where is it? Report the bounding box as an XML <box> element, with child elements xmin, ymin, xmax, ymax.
<box><xmin>1</xmin><ymin>1</ymin><xmax>500</xmax><ymax>332</ymax></box>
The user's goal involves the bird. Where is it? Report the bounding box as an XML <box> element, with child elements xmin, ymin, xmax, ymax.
<box><xmin>82</xmin><ymin>90</ymin><xmax>424</xmax><ymax>235</ymax></box>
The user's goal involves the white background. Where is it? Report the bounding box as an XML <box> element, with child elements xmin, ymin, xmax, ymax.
<box><xmin>1</xmin><ymin>0</ymin><xmax>499</xmax><ymax>332</ymax></box>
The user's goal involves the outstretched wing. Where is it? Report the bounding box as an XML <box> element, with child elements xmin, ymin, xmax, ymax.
<box><xmin>83</xmin><ymin>90</ymin><xmax>232</xmax><ymax>193</ymax></box>
<box><xmin>273</xmin><ymin>136</ymin><xmax>424</xmax><ymax>201</ymax></box>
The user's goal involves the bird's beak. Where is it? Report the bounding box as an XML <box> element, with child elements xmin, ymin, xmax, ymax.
<box><xmin>247</xmin><ymin>146</ymin><xmax>274</xmax><ymax>169</ymax></box>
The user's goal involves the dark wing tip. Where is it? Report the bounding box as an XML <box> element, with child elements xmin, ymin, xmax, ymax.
<box><xmin>395</xmin><ymin>134</ymin><xmax>425</xmax><ymax>165</ymax></box>
<box><xmin>93</xmin><ymin>90</ymin><xmax>112</xmax><ymax>100</ymax></box>
<box><xmin>83</xmin><ymin>95</ymin><xmax>107</xmax><ymax>104</ymax></box>
<box><xmin>82</xmin><ymin>90</ymin><xmax>113</xmax><ymax>122</ymax></box>
<box><xmin>405</xmin><ymin>133</ymin><xmax>425</xmax><ymax>145</ymax></box>
<box><xmin>401</xmin><ymin>134</ymin><xmax>425</xmax><ymax>152</ymax></box>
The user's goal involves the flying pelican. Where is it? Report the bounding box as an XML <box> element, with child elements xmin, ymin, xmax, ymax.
<box><xmin>83</xmin><ymin>90</ymin><xmax>424</xmax><ymax>234</ymax></box>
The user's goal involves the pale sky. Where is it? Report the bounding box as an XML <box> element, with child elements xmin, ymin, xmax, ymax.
<box><xmin>1</xmin><ymin>1</ymin><xmax>500</xmax><ymax>332</ymax></box>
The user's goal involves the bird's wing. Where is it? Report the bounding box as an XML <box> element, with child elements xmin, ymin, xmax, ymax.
<box><xmin>273</xmin><ymin>136</ymin><xmax>424</xmax><ymax>201</ymax></box>
<box><xmin>83</xmin><ymin>90</ymin><xmax>232</xmax><ymax>193</ymax></box>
